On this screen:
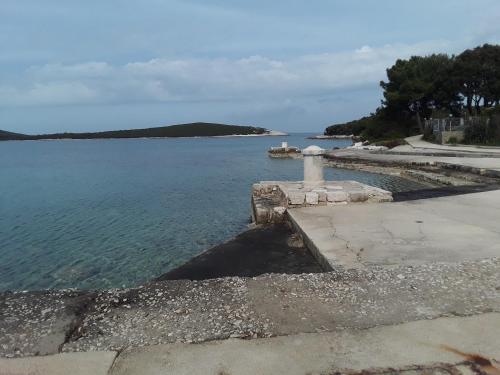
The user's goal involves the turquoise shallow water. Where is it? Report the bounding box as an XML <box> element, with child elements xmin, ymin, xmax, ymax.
<box><xmin>0</xmin><ymin>134</ymin><xmax>426</xmax><ymax>291</ymax></box>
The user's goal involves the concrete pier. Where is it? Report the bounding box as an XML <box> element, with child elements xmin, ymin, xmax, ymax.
<box><xmin>252</xmin><ymin>180</ymin><xmax>392</xmax><ymax>225</ymax></box>
<box><xmin>267</xmin><ymin>142</ymin><xmax>301</xmax><ymax>159</ymax></box>
<box><xmin>288</xmin><ymin>189</ymin><xmax>500</xmax><ymax>270</ymax></box>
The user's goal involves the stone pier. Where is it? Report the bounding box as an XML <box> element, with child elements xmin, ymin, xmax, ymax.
<box><xmin>252</xmin><ymin>144</ymin><xmax>394</xmax><ymax>270</ymax></box>
<box><xmin>252</xmin><ymin>145</ymin><xmax>393</xmax><ymax>225</ymax></box>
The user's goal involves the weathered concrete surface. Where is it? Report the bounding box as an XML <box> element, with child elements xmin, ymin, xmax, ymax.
<box><xmin>110</xmin><ymin>314</ymin><xmax>500</xmax><ymax>375</ymax></box>
<box><xmin>246</xmin><ymin>260</ymin><xmax>500</xmax><ymax>335</ymax></box>
<box><xmin>393</xmin><ymin>183</ymin><xmax>500</xmax><ymax>202</ymax></box>
<box><xmin>404</xmin><ymin>134</ymin><xmax>500</xmax><ymax>155</ymax></box>
<box><xmin>326</xmin><ymin>155</ymin><xmax>500</xmax><ymax>188</ymax></box>
<box><xmin>157</xmin><ymin>224</ymin><xmax>322</xmax><ymax>281</ymax></box>
<box><xmin>1</xmin><ymin>257</ymin><xmax>499</xmax><ymax>357</ymax></box>
<box><xmin>61</xmin><ymin>277</ymin><xmax>276</xmax><ymax>353</ymax></box>
<box><xmin>0</xmin><ymin>351</ymin><xmax>116</xmax><ymax>375</ymax></box>
<box><xmin>0</xmin><ymin>290</ymin><xmax>95</xmax><ymax>357</ymax></box>
<box><xmin>1</xmin><ymin>258</ymin><xmax>499</xmax><ymax>365</ymax></box>
<box><xmin>252</xmin><ymin>180</ymin><xmax>392</xmax><ymax>225</ymax></box>
<box><xmin>402</xmin><ymin>169</ymin><xmax>477</xmax><ymax>186</ymax></box>
<box><xmin>288</xmin><ymin>190</ymin><xmax>500</xmax><ymax>269</ymax></box>
<box><xmin>329</xmin><ymin>147</ymin><xmax>500</xmax><ymax>175</ymax></box>
<box><xmin>58</xmin><ymin>258</ymin><xmax>500</xmax><ymax>353</ymax></box>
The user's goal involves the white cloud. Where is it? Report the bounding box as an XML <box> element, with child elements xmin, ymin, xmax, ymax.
<box><xmin>0</xmin><ymin>82</ymin><xmax>97</xmax><ymax>106</ymax></box>
<box><xmin>0</xmin><ymin>40</ymin><xmax>453</xmax><ymax>107</ymax></box>
<box><xmin>29</xmin><ymin>62</ymin><xmax>113</xmax><ymax>78</ymax></box>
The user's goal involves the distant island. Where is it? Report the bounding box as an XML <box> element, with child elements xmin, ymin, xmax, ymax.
<box><xmin>0</xmin><ymin>122</ymin><xmax>286</xmax><ymax>141</ymax></box>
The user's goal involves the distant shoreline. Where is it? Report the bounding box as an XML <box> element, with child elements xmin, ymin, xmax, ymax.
<box><xmin>0</xmin><ymin>122</ymin><xmax>288</xmax><ymax>142</ymax></box>
<box><xmin>306</xmin><ymin>134</ymin><xmax>353</xmax><ymax>140</ymax></box>
<box><xmin>0</xmin><ymin>130</ymin><xmax>288</xmax><ymax>142</ymax></box>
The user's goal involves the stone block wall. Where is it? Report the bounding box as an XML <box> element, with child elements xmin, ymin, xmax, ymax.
<box><xmin>252</xmin><ymin>181</ymin><xmax>393</xmax><ymax>225</ymax></box>
<box><xmin>438</xmin><ymin>130</ymin><xmax>465</xmax><ymax>144</ymax></box>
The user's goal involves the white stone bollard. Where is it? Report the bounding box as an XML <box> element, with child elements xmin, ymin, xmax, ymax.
<box><xmin>302</xmin><ymin>145</ymin><xmax>325</xmax><ymax>188</ymax></box>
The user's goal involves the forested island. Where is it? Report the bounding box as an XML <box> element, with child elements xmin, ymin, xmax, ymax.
<box><xmin>0</xmin><ymin>122</ymin><xmax>271</xmax><ymax>141</ymax></box>
<box><xmin>325</xmin><ymin>44</ymin><xmax>500</xmax><ymax>145</ymax></box>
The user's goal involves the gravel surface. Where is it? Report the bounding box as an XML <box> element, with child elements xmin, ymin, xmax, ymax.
<box><xmin>0</xmin><ymin>290</ymin><xmax>94</xmax><ymax>357</ymax></box>
<box><xmin>62</xmin><ymin>277</ymin><xmax>272</xmax><ymax>353</ymax></box>
<box><xmin>3</xmin><ymin>258</ymin><xmax>498</xmax><ymax>357</ymax></box>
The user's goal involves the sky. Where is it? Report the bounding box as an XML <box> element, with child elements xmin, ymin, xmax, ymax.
<box><xmin>1</xmin><ymin>1</ymin><xmax>500</xmax><ymax>134</ymax></box>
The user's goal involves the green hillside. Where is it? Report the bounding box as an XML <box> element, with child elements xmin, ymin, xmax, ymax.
<box><xmin>0</xmin><ymin>130</ymin><xmax>31</xmax><ymax>141</ymax></box>
<box><xmin>0</xmin><ymin>122</ymin><xmax>268</xmax><ymax>141</ymax></box>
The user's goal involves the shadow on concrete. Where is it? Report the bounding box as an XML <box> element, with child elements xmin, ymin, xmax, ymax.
<box><xmin>393</xmin><ymin>184</ymin><xmax>500</xmax><ymax>202</ymax></box>
<box><xmin>157</xmin><ymin>224</ymin><xmax>323</xmax><ymax>281</ymax></box>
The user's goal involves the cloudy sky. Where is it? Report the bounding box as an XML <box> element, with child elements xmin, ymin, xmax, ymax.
<box><xmin>1</xmin><ymin>1</ymin><xmax>500</xmax><ymax>133</ymax></box>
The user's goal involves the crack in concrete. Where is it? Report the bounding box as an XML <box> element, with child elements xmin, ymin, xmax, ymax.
<box><xmin>107</xmin><ymin>347</ymin><xmax>125</xmax><ymax>375</ymax></box>
<box><xmin>58</xmin><ymin>293</ymin><xmax>97</xmax><ymax>353</ymax></box>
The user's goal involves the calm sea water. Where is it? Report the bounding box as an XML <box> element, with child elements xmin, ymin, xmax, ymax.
<box><xmin>0</xmin><ymin>134</ymin><xmax>426</xmax><ymax>291</ymax></box>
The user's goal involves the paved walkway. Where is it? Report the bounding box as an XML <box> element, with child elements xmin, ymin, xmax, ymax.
<box><xmin>2</xmin><ymin>314</ymin><xmax>500</xmax><ymax>375</ymax></box>
<box><xmin>330</xmin><ymin>147</ymin><xmax>500</xmax><ymax>175</ymax></box>
<box><xmin>2</xmin><ymin>254</ymin><xmax>500</xmax><ymax>374</ymax></box>
<box><xmin>0</xmin><ymin>351</ymin><xmax>116</xmax><ymax>375</ymax></box>
<box><xmin>402</xmin><ymin>135</ymin><xmax>500</xmax><ymax>154</ymax></box>
<box><xmin>330</xmin><ymin>134</ymin><xmax>500</xmax><ymax>176</ymax></box>
<box><xmin>288</xmin><ymin>189</ymin><xmax>500</xmax><ymax>269</ymax></box>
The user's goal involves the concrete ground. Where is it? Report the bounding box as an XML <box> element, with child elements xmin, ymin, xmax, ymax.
<box><xmin>157</xmin><ymin>224</ymin><xmax>322</xmax><ymax>281</ymax></box>
<box><xmin>109</xmin><ymin>313</ymin><xmax>500</xmax><ymax>375</ymax></box>
<box><xmin>0</xmin><ymin>351</ymin><xmax>117</xmax><ymax>375</ymax></box>
<box><xmin>288</xmin><ymin>189</ymin><xmax>500</xmax><ymax>269</ymax></box>
<box><xmin>329</xmin><ymin>135</ymin><xmax>500</xmax><ymax>177</ymax></box>
<box><xmin>3</xmin><ymin>313</ymin><xmax>500</xmax><ymax>375</ymax></box>
<box><xmin>2</xmin><ymin>255</ymin><xmax>500</xmax><ymax>374</ymax></box>
<box><xmin>330</xmin><ymin>148</ymin><xmax>500</xmax><ymax>175</ymax></box>
<box><xmin>403</xmin><ymin>135</ymin><xmax>500</xmax><ymax>154</ymax></box>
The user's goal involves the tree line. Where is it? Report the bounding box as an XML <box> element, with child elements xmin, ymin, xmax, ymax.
<box><xmin>381</xmin><ymin>44</ymin><xmax>500</xmax><ymax>132</ymax></box>
<box><xmin>325</xmin><ymin>44</ymin><xmax>500</xmax><ymax>142</ymax></box>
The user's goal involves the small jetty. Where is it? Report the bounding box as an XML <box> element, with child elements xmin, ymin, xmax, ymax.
<box><xmin>306</xmin><ymin>134</ymin><xmax>353</xmax><ymax>140</ymax></box>
<box><xmin>267</xmin><ymin>141</ymin><xmax>301</xmax><ymax>158</ymax></box>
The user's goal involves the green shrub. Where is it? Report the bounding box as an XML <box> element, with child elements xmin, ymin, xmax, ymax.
<box><xmin>422</xmin><ymin>126</ymin><xmax>435</xmax><ymax>142</ymax></box>
<box><xmin>464</xmin><ymin>116</ymin><xmax>500</xmax><ymax>144</ymax></box>
<box><xmin>374</xmin><ymin>138</ymin><xmax>407</xmax><ymax>149</ymax></box>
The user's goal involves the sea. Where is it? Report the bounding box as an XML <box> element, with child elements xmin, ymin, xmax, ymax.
<box><xmin>0</xmin><ymin>134</ymin><xmax>426</xmax><ymax>291</ymax></box>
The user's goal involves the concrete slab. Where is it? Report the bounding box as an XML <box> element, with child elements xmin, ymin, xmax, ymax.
<box><xmin>253</xmin><ymin>180</ymin><xmax>392</xmax><ymax>225</ymax></box>
<box><xmin>0</xmin><ymin>351</ymin><xmax>116</xmax><ymax>375</ymax></box>
<box><xmin>329</xmin><ymin>148</ymin><xmax>500</xmax><ymax>174</ymax></box>
<box><xmin>0</xmin><ymin>290</ymin><xmax>95</xmax><ymax>357</ymax></box>
<box><xmin>54</xmin><ymin>257</ymin><xmax>500</xmax><ymax>353</ymax></box>
<box><xmin>405</xmin><ymin>135</ymin><xmax>500</xmax><ymax>154</ymax></box>
<box><xmin>246</xmin><ymin>262</ymin><xmax>500</xmax><ymax>335</ymax></box>
<box><xmin>110</xmin><ymin>314</ymin><xmax>500</xmax><ymax>375</ymax></box>
<box><xmin>288</xmin><ymin>190</ymin><xmax>500</xmax><ymax>269</ymax></box>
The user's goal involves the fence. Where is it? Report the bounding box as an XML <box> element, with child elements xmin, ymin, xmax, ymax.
<box><xmin>425</xmin><ymin>118</ymin><xmax>465</xmax><ymax>133</ymax></box>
